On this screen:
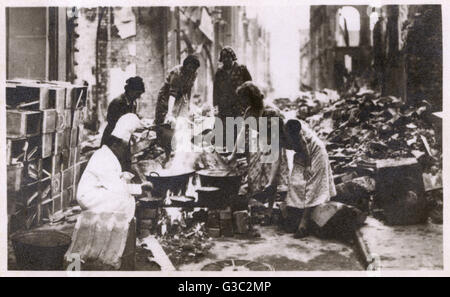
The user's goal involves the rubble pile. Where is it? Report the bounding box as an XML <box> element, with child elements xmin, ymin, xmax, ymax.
<box><xmin>156</xmin><ymin>209</ymin><xmax>213</xmax><ymax>266</ymax></box>
<box><xmin>275</xmin><ymin>88</ymin><xmax>442</xmax><ymax>224</ymax></box>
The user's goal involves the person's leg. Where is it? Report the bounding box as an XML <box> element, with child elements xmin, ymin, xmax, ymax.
<box><xmin>285</xmin><ymin>206</ymin><xmax>303</xmax><ymax>233</ymax></box>
<box><xmin>294</xmin><ymin>207</ymin><xmax>311</xmax><ymax>238</ymax></box>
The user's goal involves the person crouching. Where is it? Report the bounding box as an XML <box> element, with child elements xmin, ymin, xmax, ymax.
<box><xmin>77</xmin><ymin>113</ymin><xmax>152</xmax><ymax>222</ymax></box>
<box><xmin>282</xmin><ymin>119</ymin><xmax>336</xmax><ymax>238</ymax></box>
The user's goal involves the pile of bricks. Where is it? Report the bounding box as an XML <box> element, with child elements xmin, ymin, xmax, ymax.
<box><xmin>6</xmin><ymin>79</ymin><xmax>89</xmax><ymax>231</ymax></box>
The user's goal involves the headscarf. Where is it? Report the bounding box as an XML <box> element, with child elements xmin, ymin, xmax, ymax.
<box><xmin>111</xmin><ymin>113</ymin><xmax>143</xmax><ymax>142</ymax></box>
<box><xmin>236</xmin><ymin>81</ymin><xmax>264</xmax><ymax>109</ymax></box>
<box><xmin>219</xmin><ymin>46</ymin><xmax>237</xmax><ymax>62</ymax></box>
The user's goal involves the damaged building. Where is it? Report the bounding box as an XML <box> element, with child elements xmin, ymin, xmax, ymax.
<box><xmin>4</xmin><ymin>4</ymin><xmax>444</xmax><ymax>273</ymax></box>
<box><xmin>300</xmin><ymin>4</ymin><xmax>442</xmax><ymax>111</ymax></box>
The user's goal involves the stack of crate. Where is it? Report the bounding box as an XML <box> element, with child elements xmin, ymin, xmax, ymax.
<box><xmin>6</xmin><ymin>79</ymin><xmax>89</xmax><ymax>231</ymax></box>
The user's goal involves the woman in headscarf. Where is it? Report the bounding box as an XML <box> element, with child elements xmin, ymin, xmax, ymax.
<box><xmin>227</xmin><ymin>82</ymin><xmax>289</xmax><ymax>223</ymax></box>
<box><xmin>78</xmin><ymin>113</ymin><xmax>152</xmax><ymax>222</ymax></box>
<box><xmin>213</xmin><ymin>46</ymin><xmax>253</xmax><ymax>121</ymax></box>
<box><xmin>282</xmin><ymin>119</ymin><xmax>336</xmax><ymax>238</ymax></box>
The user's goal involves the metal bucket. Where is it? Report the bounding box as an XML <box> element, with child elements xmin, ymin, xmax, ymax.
<box><xmin>11</xmin><ymin>230</ymin><xmax>72</xmax><ymax>270</ymax></box>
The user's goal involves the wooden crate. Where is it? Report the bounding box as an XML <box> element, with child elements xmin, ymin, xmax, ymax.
<box><xmin>6</xmin><ymin>82</ymin><xmax>17</xmax><ymax>108</ymax></box>
<box><xmin>63</xmin><ymin>128</ymin><xmax>71</xmax><ymax>151</ymax></box>
<box><xmin>42</xmin><ymin>109</ymin><xmax>57</xmax><ymax>133</ymax></box>
<box><xmin>6</xmin><ymin>138</ymin><xmax>28</xmax><ymax>165</ymax></box>
<box><xmin>52</xmin><ymin>194</ymin><xmax>63</xmax><ymax>215</ymax></box>
<box><xmin>7</xmin><ymin>163</ymin><xmax>24</xmax><ymax>193</ymax></box>
<box><xmin>64</xmin><ymin>109</ymin><xmax>72</xmax><ymax>130</ymax></box>
<box><xmin>15</xmin><ymin>84</ymin><xmax>51</xmax><ymax>110</ymax></box>
<box><xmin>7</xmin><ymin>110</ymin><xmax>41</xmax><ymax>138</ymax></box>
<box><xmin>55</xmin><ymin>111</ymin><xmax>65</xmax><ymax>131</ymax></box>
<box><xmin>62</xmin><ymin>166</ymin><xmax>74</xmax><ymax>190</ymax></box>
<box><xmin>40</xmin><ymin>198</ymin><xmax>53</xmax><ymax>220</ymax></box>
<box><xmin>72</xmin><ymin>86</ymin><xmax>87</xmax><ymax>109</ymax></box>
<box><xmin>72</xmin><ymin>108</ymin><xmax>82</xmax><ymax>127</ymax></box>
<box><xmin>65</xmin><ymin>86</ymin><xmax>74</xmax><ymax>109</ymax></box>
<box><xmin>26</xmin><ymin>135</ymin><xmax>42</xmax><ymax>161</ymax></box>
<box><xmin>54</xmin><ymin>131</ymin><xmax>64</xmax><ymax>155</ymax></box>
<box><xmin>40</xmin><ymin>157</ymin><xmax>52</xmax><ymax>178</ymax></box>
<box><xmin>70</xmin><ymin>126</ymin><xmax>79</xmax><ymax>148</ymax></box>
<box><xmin>42</xmin><ymin>133</ymin><xmax>54</xmax><ymax>159</ymax></box>
<box><xmin>49</xmin><ymin>87</ymin><xmax>66</xmax><ymax>113</ymax></box>
<box><xmin>51</xmin><ymin>154</ymin><xmax>62</xmax><ymax>175</ymax></box>
<box><xmin>62</xmin><ymin>187</ymin><xmax>73</xmax><ymax>210</ymax></box>
<box><xmin>21</xmin><ymin>181</ymin><xmax>40</xmax><ymax>208</ymax></box>
<box><xmin>7</xmin><ymin>192</ymin><xmax>18</xmax><ymax>217</ymax></box>
<box><xmin>51</xmin><ymin>172</ymin><xmax>62</xmax><ymax>197</ymax></box>
<box><xmin>22</xmin><ymin>159</ymin><xmax>41</xmax><ymax>185</ymax></box>
<box><xmin>61</xmin><ymin>149</ymin><xmax>70</xmax><ymax>170</ymax></box>
<box><xmin>40</xmin><ymin>178</ymin><xmax>52</xmax><ymax>210</ymax></box>
<box><xmin>69</xmin><ymin>147</ymin><xmax>80</xmax><ymax>168</ymax></box>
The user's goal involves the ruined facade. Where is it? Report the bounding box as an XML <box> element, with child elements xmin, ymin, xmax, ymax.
<box><xmin>300</xmin><ymin>5</ymin><xmax>371</xmax><ymax>91</ymax></box>
<box><xmin>71</xmin><ymin>6</ymin><xmax>271</xmax><ymax>129</ymax></box>
<box><xmin>300</xmin><ymin>5</ymin><xmax>442</xmax><ymax>110</ymax></box>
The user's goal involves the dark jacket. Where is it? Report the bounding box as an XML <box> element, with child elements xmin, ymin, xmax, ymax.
<box><xmin>101</xmin><ymin>93</ymin><xmax>137</xmax><ymax>171</ymax></box>
<box><xmin>213</xmin><ymin>62</ymin><xmax>252</xmax><ymax>118</ymax></box>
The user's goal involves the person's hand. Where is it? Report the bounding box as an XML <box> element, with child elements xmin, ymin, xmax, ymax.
<box><xmin>164</xmin><ymin>114</ymin><xmax>176</xmax><ymax>128</ymax></box>
<box><xmin>141</xmin><ymin>181</ymin><xmax>154</xmax><ymax>192</ymax></box>
<box><xmin>121</xmin><ymin>172</ymin><xmax>135</xmax><ymax>183</ymax></box>
<box><xmin>303</xmin><ymin>168</ymin><xmax>312</xmax><ymax>180</ymax></box>
<box><xmin>140</xmin><ymin>118</ymin><xmax>153</xmax><ymax>129</ymax></box>
<box><xmin>226</xmin><ymin>153</ymin><xmax>237</xmax><ymax>164</ymax></box>
<box><xmin>263</xmin><ymin>184</ymin><xmax>277</xmax><ymax>197</ymax></box>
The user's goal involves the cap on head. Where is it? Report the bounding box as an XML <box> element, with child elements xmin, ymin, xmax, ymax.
<box><xmin>125</xmin><ymin>76</ymin><xmax>145</xmax><ymax>92</ymax></box>
<box><xmin>111</xmin><ymin>113</ymin><xmax>143</xmax><ymax>142</ymax></box>
<box><xmin>219</xmin><ymin>46</ymin><xmax>237</xmax><ymax>62</ymax></box>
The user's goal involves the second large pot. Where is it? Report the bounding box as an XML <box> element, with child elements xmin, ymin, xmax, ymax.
<box><xmin>197</xmin><ymin>169</ymin><xmax>242</xmax><ymax>198</ymax></box>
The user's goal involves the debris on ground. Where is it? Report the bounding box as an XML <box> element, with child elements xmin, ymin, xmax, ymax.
<box><xmin>273</xmin><ymin>88</ymin><xmax>442</xmax><ymax>225</ymax></box>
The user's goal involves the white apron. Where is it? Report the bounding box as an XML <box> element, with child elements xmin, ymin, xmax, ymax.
<box><xmin>77</xmin><ymin>145</ymin><xmax>137</xmax><ymax>222</ymax></box>
<box><xmin>286</xmin><ymin>122</ymin><xmax>336</xmax><ymax>209</ymax></box>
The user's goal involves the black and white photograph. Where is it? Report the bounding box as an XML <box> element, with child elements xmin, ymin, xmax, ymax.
<box><xmin>1</xmin><ymin>0</ymin><xmax>446</xmax><ymax>277</ymax></box>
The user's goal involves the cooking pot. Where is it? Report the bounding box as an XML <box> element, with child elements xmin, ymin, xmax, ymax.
<box><xmin>196</xmin><ymin>186</ymin><xmax>226</xmax><ymax>209</ymax></box>
<box><xmin>146</xmin><ymin>170</ymin><xmax>194</xmax><ymax>197</ymax></box>
<box><xmin>197</xmin><ymin>169</ymin><xmax>242</xmax><ymax>198</ymax></box>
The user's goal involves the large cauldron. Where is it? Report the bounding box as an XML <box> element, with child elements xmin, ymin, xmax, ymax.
<box><xmin>146</xmin><ymin>170</ymin><xmax>194</xmax><ymax>197</ymax></box>
<box><xmin>197</xmin><ymin>169</ymin><xmax>242</xmax><ymax>198</ymax></box>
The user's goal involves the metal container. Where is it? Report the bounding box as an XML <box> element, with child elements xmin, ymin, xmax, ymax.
<box><xmin>197</xmin><ymin>169</ymin><xmax>242</xmax><ymax>198</ymax></box>
<box><xmin>146</xmin><ymin>170</ymin><xmax>194</xmax><ymax>198</ymax></box>
<box><xmin>11</xmin><ymin>230</ymin><xmax>71</xmax><ymax>270</ymax></box>
<box><xmin>196</xmin><ymin>186</ymin><xmax>226</xmax><ymax>209</ymax></box>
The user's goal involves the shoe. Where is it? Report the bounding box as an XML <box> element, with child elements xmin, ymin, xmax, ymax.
<box><xmin>294</xmin><ymin>226</ymin><xmax>309</xmax><ymax>239</ymax></box>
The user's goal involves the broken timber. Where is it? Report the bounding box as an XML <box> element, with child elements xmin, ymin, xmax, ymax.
<box><xmin>141</xmin><ymin>236</ymin><xmax>176</xmax><ymax>271</ymax></box>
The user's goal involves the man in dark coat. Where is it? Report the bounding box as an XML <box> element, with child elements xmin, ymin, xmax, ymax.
<box><xmin>213</xmin><ymin>46</ymin><xmax>252</xmax><ymax>120</ymax></box>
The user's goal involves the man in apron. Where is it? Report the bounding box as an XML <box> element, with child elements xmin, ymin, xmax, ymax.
<box><xmin>155</xmin><ymin>55</ymin><xmax>200</xmax><ymax>163</ymax></box>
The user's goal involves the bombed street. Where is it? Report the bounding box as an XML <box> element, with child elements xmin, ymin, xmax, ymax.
<box><xmin>5</xmin><ymin>4</ymin><xmax>443</xmax><ymax>274</ymax></box>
